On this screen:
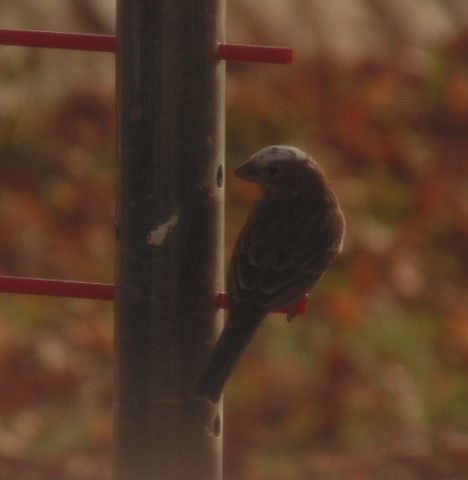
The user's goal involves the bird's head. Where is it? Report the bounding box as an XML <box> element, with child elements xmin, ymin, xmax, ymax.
<box><xmin>235</xmin><ymin>145</ymin><xmax>329</xmax><ymax>197</ymax></box>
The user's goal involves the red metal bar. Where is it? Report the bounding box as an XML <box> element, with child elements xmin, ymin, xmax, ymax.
<box><xmin>0</xmin><ymin>29</ymin><xmax>293</xmax><ymax>64</ymax></box>
<box><xmin>0</xmin><ymin>275</ymin><xmax>114</xmax><ymax>300</ymax></box>
<box><xmin>0</xmin><ymin>29</ymin><xmax>116</xmax><ymax>52</ymax></box>
<box><xmin>215</xmin><ymin>292</ymin><xmax>308</xmax><ymax>315</ymax></box>
<box><xmin>217</xmin><ymin>43</ymin><xmax>293</xmax><ymax>64</ymax></box>
<box><xmin>0</xmin><ymin>275</ymin><xmax>307</xmax><ymax>313</ymax></box>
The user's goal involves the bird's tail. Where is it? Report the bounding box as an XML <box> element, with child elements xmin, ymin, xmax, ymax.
<box><xmin>193</xmin><ymin>316</ymin><xmax>264</xmax><ymax>403</ymax></box>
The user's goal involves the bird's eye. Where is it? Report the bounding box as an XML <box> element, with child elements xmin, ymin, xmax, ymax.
<box><xmin>266</xmin><ymin>165</ymin><xmax>280</xmax><ymax>176</ymax></box>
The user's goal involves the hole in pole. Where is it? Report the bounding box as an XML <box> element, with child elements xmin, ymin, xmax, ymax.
<box><xmin>212</xmin><ymin>413</ymin><xmax>222</xmax><ymax>437</ymax></box>
<box><xmin>216</xmin><ymin>164</ymin><xmax>224</xmax><ymax>188</ymax></box>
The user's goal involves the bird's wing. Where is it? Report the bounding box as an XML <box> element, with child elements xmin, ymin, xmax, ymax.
<box><xmin>228</xmin><ymin>199</ymin><xmax>341</xmax><ymax>311</ymax></box>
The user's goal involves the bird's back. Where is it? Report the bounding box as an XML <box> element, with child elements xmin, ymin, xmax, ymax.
<box><xmin>227</xmin><ymin>193</ymin><xmax>344</xmax><ymax>316</ymax></box>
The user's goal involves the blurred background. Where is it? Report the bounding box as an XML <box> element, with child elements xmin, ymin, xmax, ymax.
<box><xmin>0</xmin><ymin>0</ymin><xmax>468</xmax><ymax>479</ymax></box>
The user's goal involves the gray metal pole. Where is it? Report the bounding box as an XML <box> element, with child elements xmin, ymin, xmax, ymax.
<box><xmin>114</xmin><ymin>1</ymin><xmax>225</xmax><ymax>479</ymax></box>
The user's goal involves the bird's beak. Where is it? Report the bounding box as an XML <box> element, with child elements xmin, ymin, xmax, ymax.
<box><xmin>234</xmin><ymin>159</ymin><xmax>259</xmax><ymax>183</ymax></box>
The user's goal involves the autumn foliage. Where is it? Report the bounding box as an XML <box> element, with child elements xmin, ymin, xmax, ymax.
<box><xmin>1</xmin><ymin>28</ymin><xmax>468</xmax><ymax>480</ymax></box>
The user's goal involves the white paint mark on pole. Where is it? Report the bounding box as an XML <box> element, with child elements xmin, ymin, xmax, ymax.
<box><xmin>147</xmin><ymin>212</ymin><xmax>179</xmax><ymax>246</ymax></box>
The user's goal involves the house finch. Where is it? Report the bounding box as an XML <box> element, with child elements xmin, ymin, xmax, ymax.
<box><xmin>193</xmin><ymin>146</ymin><xmax>345</xmax><ymax>403</ymax></box>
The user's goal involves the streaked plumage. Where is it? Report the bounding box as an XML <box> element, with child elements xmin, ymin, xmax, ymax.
<box><xmin>194</xmin><ymin>146</ymin><xmax>345</xmax><ymax>403</ymax></box>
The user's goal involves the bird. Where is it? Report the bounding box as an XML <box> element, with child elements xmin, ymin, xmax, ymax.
<box><xmin>193</xmin><ymin>145</ymin><xmax>345</xmax><ymax>403</ymax></box>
